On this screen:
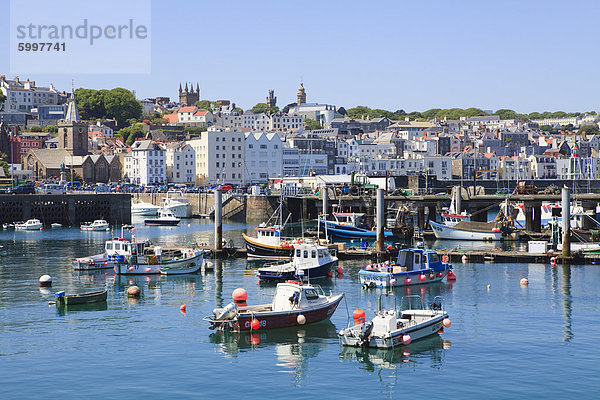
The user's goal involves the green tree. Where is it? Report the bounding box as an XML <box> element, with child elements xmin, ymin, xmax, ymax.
<box><xmin>74</xmin><ymin>88</ymin><xmax>106</xmax><ymax>120</ymax></box>
<box><xmin>117</xmin><ymin>123</ymin><xmax>145</xmax><ymax>146</ymax></box>
<box><xmin>305</xmin><ymin>118</ymin><xmax>323</xmax><ymax>130</ymax></box>
<box><xmin>494</xmin><ymin>109</ymin><xmax>518</xmax><ymax>120</ymax></box>
<box><xmin>250</xmin><ymin>103</ymin><xmax>278</xmax><ymax>114</ymax></box>
<box><xmin>104</xmin><ymin>88</ymin><xmax>142</xmax><ymax>126</ymax></box>
<box><xmin>540</xmin><ymin>125</ymin><xmax>552</xmax><ymax>131</ymax></box>
<box><xmin>195</xmin><ymin>100</ymin><xmax>215</xmax><ymax>111</ymax></box>
<box><xmin>29</xmin><ymin>126</ymin><xmax>43</xmax><ymax>132</ymax></box>
<box><xmin>43</xmin><ymin>125</ymin><xmax>58</xmax><ymax>133</ymax></box>
<box><xmin>578</xmin><ymin>124</ymin><xmax>600</xmax><ymax>134</ymax></box>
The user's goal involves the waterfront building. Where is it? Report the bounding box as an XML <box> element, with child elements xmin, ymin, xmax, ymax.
<box><xmin>282</xmin><ymin>145</ymin><xmax>300</xmax><ymax>177</ymax></box>
<box><xmin>556</xmin><ymin>155</ymin><xmax>600</xmax><ymax>180</ymax></box>
<box><xmin>187</xmin><ymin>127</ymin><xmax>245</xmax><ymax>185</ymax></box>
<box><xmin>123</xmin><ymin>140</ymin><xmax>166</xmax><ymax>185</ymax></box>
<box><xmin>244</xmin><ymin>132</ymin><xmax>283</xmax><ymax>184</ymax></box>
<box><xmin>165</xmin><ymin>142</ymin><xmax>196</xmax><ymax>184</ymax></box>
<box><xmin>528</xmin><ymin>154</ymin><xmax>557</xmax><ymax>179</ymax></box>
<box><xmin>0</xmin><ymin>76</ymin><xmax>59</xmax><ymax>112</ymax></box>
<box><xmin>499</xmin><ymin>156</ymin><xmax>532</xmax><ymax>180</ymax></box>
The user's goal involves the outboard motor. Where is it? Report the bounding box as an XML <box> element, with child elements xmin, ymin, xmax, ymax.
<box><xmin>213</xmin><ymin>302</ymin><xmax>238</xmax><ymax>321</ymax></box>
<box><xmin>357</xmin><ymin>321</ymin><xmax>374</xmax><ymax>347</ymax></box>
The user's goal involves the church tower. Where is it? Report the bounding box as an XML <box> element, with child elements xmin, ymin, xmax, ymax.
<box><xmin>179</xmin><ymin>82</ymin><xmax>200</xmax><ymax>106</ymax></box>
<box><xmin>297</xmin><ymin>81</ymin><xmax>306</xmax><ymax>105</ymax></box>
<box><xmin>266</xmin><ymin>89</ymin><xmax>277</xmax><ymax>108</ymax></box>
<box><xmin>58</xmin><ymin>93</ymin><xmax>88</xmax><ymax>156</ymax></box>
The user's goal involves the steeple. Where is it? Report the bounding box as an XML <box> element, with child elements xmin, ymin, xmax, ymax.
<box><xmin>185</xmin><ymin>82</ymin><xmax>189</xmax><ymax>92</ymax></box>
<box><xmin>297</xmin><ymin>80</ymin><xmax>306</xmax><ymax>105</ymax></box>
<box><xmin>179</xmin><ymin>83</ymin><xmax>182</xmax><ymax>93</ymax></box>
<box><xmin>196</xmin><ymin>83</ymin><xmax>200</xmax><ymax>96</ymax></box>
<box><xmin>64</xmin><ymin>92</ymin><xmax>81</xmax><ymax>122</ymax></box>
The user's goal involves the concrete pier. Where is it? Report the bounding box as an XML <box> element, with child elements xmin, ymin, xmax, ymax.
<box><xmin>214</xmin><ymin>190</ymin><xmax>222</xmax><ymax>250</ymax></box>
<box><xmin>376</xmin><ymin>188</ymin><xmax>384</xmax><ymax>252</ymax></box>
<box><xmin>562</xmin><ymin>187</ymin><xmax>570</xmax><ymax>257</ymax></box>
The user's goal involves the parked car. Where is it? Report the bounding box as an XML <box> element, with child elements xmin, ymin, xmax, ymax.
<box><xmin>217</xmin><ymin>184</ymin><xmax>234</xmax><ymax>192</ymax></box>
<box><xmin>39</xmin><ymin>183</ymin><xmax>66</xmax><ymax>194</ymax></box>
<box><xmin>9</xmin><ymin>184</ymin><xmax>36</xmax><ymax>194</ymax></box>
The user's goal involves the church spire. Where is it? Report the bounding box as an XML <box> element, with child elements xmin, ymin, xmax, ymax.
<box><xmin>64</xmin><ymin>92</ymin><xmax>81</xmax><ymax>122</ymax></box>
<box><xmin>179</xmin><ymin>83</ymin><xmax>182</xmax><ymax>93</ymax></box>
<box><xmin>185</xmin><ymin>82</ymin><xmax>189</xmax><ymax>92</ymax></box>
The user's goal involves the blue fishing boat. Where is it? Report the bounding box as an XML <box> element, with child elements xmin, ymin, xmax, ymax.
<box><xmin>318</xmin><ymin>213</ymin><xmax>394</xmax><ymax>239</ymax></box>
<box><xmin>359</xmin><ymin>248</ymin><xmax>454</xmax><ymax>288</ymax></box>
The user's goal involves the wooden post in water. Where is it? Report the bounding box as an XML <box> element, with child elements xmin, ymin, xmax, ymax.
<box><xmin>376</xmin><ymin>188</ymin><xmax>384</xmax><ymax>252</ymax></box>
<box><xmin>562</xmin><ymin>186</ymin><xmax>570</xmax><ymax>258</ymax></box>
<box><xmin>215</xmin><ymin>190</ymin><xmax>222</xmax><ymax>250</ymax></box>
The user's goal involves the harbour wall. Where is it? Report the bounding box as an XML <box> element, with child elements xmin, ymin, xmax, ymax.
<box><xmin>0</xmin><ymin>194</ymin><xmax>131</xmax><ymax>226</ymax></box>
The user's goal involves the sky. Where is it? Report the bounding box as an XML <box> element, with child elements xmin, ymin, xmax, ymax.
<box><xmin>1</xmin><ymin>0</ymin><xmax>599</xmax><ymax>113</ymax></box>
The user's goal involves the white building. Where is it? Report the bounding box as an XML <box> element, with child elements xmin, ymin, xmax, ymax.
<box><xmin>500</xmin><ymin>156</ymin><xmax>532</xmax><ymax>180</ymax></box>
<box><xmin>187</xmin><ymin>127</ymin><xmax>245</xmax><ymax>185</ymax></box>
<box><xmin>287</xmin><ymin>103</ymin><xmax>338</xmax><ymax>126</ymax></box>
<box><xmin>244</xmin><ymin>132</ymin><xmax>283</xmax><ymax>184</ymax></box>
<box><xmin>166</xmin><ymin>142</ymin><xmax>196</xmax><ymax>184</ymax></box>
<box><xmin>528</xmin><ymin>155</ymin><xmax>557</xmax><ymax>179</ymax></box>
<box><xmin>556</xmin><ymin>156</ymin><xmax>600</xmax><ymax>180</ymax></box>
<box><xmin>88</xmin><ymin>121</ymin><xmax>114</xmax><ymax>137</ymax></box>
<box><xmin>298</xmin><ymin>152</ymin><xmax>328</xmax><ymax>176</ymax></box>
<box><xmin>176</xmin><ymin>106</ymin><xmax>214</xmax><ymax>126</ymax></box>
<box><xmin>282</xmin><ymin>145</ymin><xmax>300</xmax><ymax>176</ymax></box>
<box><xmin>0</xmin><ymin>76</ymin><xmax>58</xmax><ymax>112</ymax></box>
<box><xmin>124</xmin><ymin>140</ymin><xmax>166</xmax><ymax>185</ymax></box>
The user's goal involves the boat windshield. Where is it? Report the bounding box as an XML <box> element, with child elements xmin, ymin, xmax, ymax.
<box><xmin>303</xmin><ymin>288</ymin><xmax>319</xmax><ymax>300</ymax></box>
<box><xmin>428</xmin><ymin>252</ymin><xmax>439</xmax><ymax>264</ymax></box>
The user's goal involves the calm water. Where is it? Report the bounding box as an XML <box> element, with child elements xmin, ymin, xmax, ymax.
<box><xmin>1</xmin><ymin>219</ymin><xmax>600</xmax><ymax>399</ymax></box>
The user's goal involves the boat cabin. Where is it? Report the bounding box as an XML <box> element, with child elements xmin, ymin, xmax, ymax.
<box><xmin>332</xmin><ymin>212</ymin><xmax>366</xmax><ymax>227</ymax></box>
<box><xmin>105</xmin><ymin>238</ymin><xmax>146</xmax><ymax>257</ymax></box>
<box><xmin>254</xmin><ymin>224</ymin><xmax>284</xmax><ymax>245</ymax></box>
<box><xmin>441</xmin><ymin>212</ymin><xmax>470</xmax><ymax>227</ymax></box>
<box><xmin>292</xmin><ymin>243</ymin><xmax>335</xmax><ymax>266</ymax></box>
<box><xmin>394</xmin><ymin>249</ymin><xmax>443</xmax><ymax>272</ymax></box>
<box><xmin>271</xmin><ymin>281</ymin><xmax>327</xmax><ymax>311</ymax></box>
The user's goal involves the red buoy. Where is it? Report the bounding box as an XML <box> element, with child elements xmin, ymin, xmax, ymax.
<box><xmin>336</xmin><ymin>266</ymin><xmax>344</xmax><ymax>274</ymax></box>
<box><xmin>447</xmin><ymin>271</ymin><xmax>456</xmax><ymax>281</ymax></box>
<box><xmin>419</xmin><ymin>274</ymin><xmax>426</xmax><ymax>282</ymax></box>
<box><xmin>251</xmin><ymin>319</ymin><xmax>260</xmax><ymax>330</ymax></box>
<box><xmin>404</xmin><ymin>277</ymin><xmax>412</xmax><ymax>285</ymax></box>
<box><xmin>352</xmin><ymin>308</ymin><xmax>365</xmax><ymax>325</ymax></box>
<box><xmin>232</xmin><ymin>288</ymin><xmax>248</xmax><ymax>302</ymax></box>
<box><xmin>180</xmin><ymin>304</ymin><xmax>187</xmax><ymax>312</ymax></box>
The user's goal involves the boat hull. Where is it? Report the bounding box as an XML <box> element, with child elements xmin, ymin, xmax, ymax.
<box><xmin>144</xmin><ymin>219</ymin><xmax>180</xmax><ymax>226</ymax></box>
<box><xmin>160</xmin><ymin>255</ymin><xmax>205</xmax><ymax>275</ymax></box>
<box><xmin>257</xmin><ymin>259</ymin><xmax>337</xmax><ymax>281</ymax></box>
<box><xmin>163</xmin><ymin>203</ymin><xmax>190</xmax><ymax>218</ymax></box>
<box><xmin>72</xmin><ymin>253</ymin><xmax>112</xmax><ymax>270</ymax></box>
<box><xmin>430</xmin><ymin>221</ymin><xmax>502</xmax><ymax>241</ymax></box>
<box><xmin>114</xmin><ymin>252</ymin><xmax>203</xmax><ymax>275</ymax></box>
<box><xmin>320</xmin><ymin>221</ymin><xmax>394</xmax><ymax>239</ymax></box>
<box><xmin>56</xmin><ymin>290</ymin><xmax>108</xmax><ymax>306</ymax></box>
<box><xmin>243</xmin><ymin>233</ymin><xmax>294</xmax><ymax>259</ymax></box>
<box><xmin>359</xmin><ymin>269</ymin><xmax>448</xmax><ymax>288</ymax></box>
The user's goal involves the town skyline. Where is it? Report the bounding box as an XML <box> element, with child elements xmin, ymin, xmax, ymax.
<box><xmin>1</xmin><ymin>0</ymin><xmax>599</xmax><ymax>112</ymax></box>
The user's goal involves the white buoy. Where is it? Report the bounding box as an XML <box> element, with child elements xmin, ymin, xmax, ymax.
<box><xmin>520</xmin><ymin>278</ymin><xmax>529</xmax><ymax>286</ymax></box>
<box><xmin>297</xmin><ymin>314</ymin><xmax>306</xmax><ymax>325</ymax></box>
<box><xmin>461</xmin><ymin>255</ymin><xmax>468</xmax><ymax>263</ymax></box>
<box><xmin>39</xmin><ymin>274</ymin><xmax>52</xmax><ymax>287</ymax></box>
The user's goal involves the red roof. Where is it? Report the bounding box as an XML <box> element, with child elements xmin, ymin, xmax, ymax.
<box><xmin>177</xmin><ymin>106</ymin><xmax>197</xmax><ymax>113</ymax></box>
<box><xmin>164</xmin><ymin>113</ymin><xmax>178</xmax><ymax>123</ymax></box>
<box><xmin>194</xmin><ymin>110</ymin><xmax>208</xmax><ymax>116</ymax></box>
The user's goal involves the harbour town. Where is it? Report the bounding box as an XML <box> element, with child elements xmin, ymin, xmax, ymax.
<box><xmin>3</xmin><ymin>1</ymin><xmax>600</xmax><ymax>399</ymax></box>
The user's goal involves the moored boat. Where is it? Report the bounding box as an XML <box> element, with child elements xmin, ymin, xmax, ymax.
<box><xmin>81</xmin><ymin>219</ymin><xmax>110</xmax><ymax>231</ymax></box>
<box><xmin>144</xmin><ymin>209</ymin><xmax>181</xmax><ymax>226</ymax></box>
<box><xmin>54</xmin><ymin>289</ymin><xmax>108</xmax><ymax>306</ymax></box>
<box><xmin>3</xmin><ymin>223</ymin><xmax>15</xmax><ymax>230</ymax></box>
<box><xmin>160</xmin><ymin>191</ymin><xmax>191</xmax><ymax>218</ymax></box>
<box><xmin>318</xmin><ymin>212</ymin><xmax>394</xmax><ymax>239</ymax></box>
<box><xmin>242</xmin><ymin>224</ymin><xmax>297</xmax><ymax>259</ymax></box>
<box><xmin>113</xmin><ymin>240</ymin><xmax>203</xmax><ymax>275</ymax></box>
<box><xmin>430</xmin><ymin>220</ymin><xmax>505</xmax><ymax>241</ymax></box>
<box><xmin>160</xmin><ymin>252</ymin><xmax>207</xmax><ymax>275</ymax></box>
<box><xmin>257</xmin><ymin>242</ymin><xmax>338</xmax><ymax>281</ymax></box>
<box><xmin>339</xmin><ymin>294</ymin><xmax>450</xmax><ymax>349</ymax></box>
<box><xmin>203</xmin><ymin>280</ymin><xmax>344</xmax><ymax>331</ymax></box>
<box><xmin>51</xmin><ymin>223</ymin><xmax>63</xmax><ymax>229</ymax></box>
<box><xmin>359</xmin><ymin>248</ymin><xmax>453</xmax><ymax>288</ymax></box>
<box><xmin>131</xmin><ymin>201</ymin><xmax>160</xmax><ymax>216</ymax></box>
<box><xmin>15</xmin><ymin>219</ymin><xmax>43</xmax><ymax>230</ymax></box>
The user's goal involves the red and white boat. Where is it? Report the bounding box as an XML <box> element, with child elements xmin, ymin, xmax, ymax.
<box><xmin>203</xmin><ymin>281</ymin><xmax>344</xmax><ymax>331</ymax></box>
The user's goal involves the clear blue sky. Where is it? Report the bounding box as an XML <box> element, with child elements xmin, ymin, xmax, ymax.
<box><xmin>1</xmin><ymin>0</ymin><xmax>598</xmax><ymax>113</ymax></box>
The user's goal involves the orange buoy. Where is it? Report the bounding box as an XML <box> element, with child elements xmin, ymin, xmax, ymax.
<box><xmin>251</xmin><ymin>319</ymin><xmax>260</xmax><ymax>330</ymax></box>
<box><xmin>443</xmin><ymin>318</ymin><xmax>451</xmax><ymax>328</ymax></box>
<box><xmin>180</xmin><ymin>304</ymin><xmax>187</xmax><ymax>312</ymax></box>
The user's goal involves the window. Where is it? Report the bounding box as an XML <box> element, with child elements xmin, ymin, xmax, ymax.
<box><xmin>249</xmin><ymin>144</ymin><xmax>253</xmax><ymax>149</ymax></box>
<box><xmin>311</xmin><ymin>250</ymin><xmax>316</xmax><ymax>258</ymax></box>
<box><xmin>216</xmin><ymin>146</ymin><xmax>219</xmax><ymax>150</ymax></box>
<box><xmin>216</xmin><ymin>162</ymin><xmax>220</xmax><ymax>167</ymax></box>
<box><xmin>303</xmin><ymin>250</ymin><xmax>308</xmax><ymax>258</ymax></box>
<box><xmin>216</xmin><ymin>137</ymin><xmax>219</xmax><ymax>142</ymax></box>
<box><xmin>232</xmin><ymin>162</ymin><xmax>235</xmax><ymax>168</ymax></box>
<box><xmin>260</xmin><ymin>144</ymin><xmax>267</xmax><ymax>149</ymax></box>
<box><xmin>216</xmin><ymin>154</ymin><xmax>219</xmax><ymax>158</ymax></box>
<box><xmin>304</xmin><ymin>289</ymin><xmax>319</xmax><ymax>300</ymax></box>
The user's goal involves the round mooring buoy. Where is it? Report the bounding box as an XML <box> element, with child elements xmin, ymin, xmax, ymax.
<box><xmin>127</xmin><ymin>285</ymin><xmax>141</xmax><ymax>297</ymax></box>
<box><xmin>39</xmin><ymin>274</ymin><xmax>52</xmax><ymax>287</ymax></box>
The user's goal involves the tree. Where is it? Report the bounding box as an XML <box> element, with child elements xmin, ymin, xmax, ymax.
<box><xmin>195</xmin><ymin>100</ymin><xmax>215</xmax><ymax>111</ymax></box>
<box><xmin>43</xmin><ymin>125</ymin><xmax>58</xmax><ymax>133</ymax></box>
<box><xmin>578</xmin><ymin>124</ymin><xmax>600</xmax><ymax>135</ymax></box>
<box><xmin>494</xmin><ymin>109</ymin><xmax>518</xmax><ymax>120</ymax></box>
<box><xmin>74</xmin><ymin>88</ymin><xmax>106</xmax><ymax>120</ymax></box>
<box><xmin>29</xmin><ymin>126</ymin><xmax>43</xmax><ymax>132</ymax></box>
<box><xmin>0</xmin><ymin>91</ymin><xmax>6</xmax><ymax>110</ymax></box>
<box><xmin>305</xmin><ymin>118</ymin><xmax>322</xmax><ymax>130</ymax></box>
<box><xmin>103</xmin><ymin>88</ymin><xmax>142</xmax><ymax>126</ymax></box>
<box><xmin>540</xmin><ymin>125</ymin><xmax>552</xmax><ymax>131</ymax></box>
<box><xmin>117</xmin><ymin>123</ymin><xmax>145</xmax><ymax>146</ymax></box>
<box><xmin>282</xmin><ymin>102</ymin><xmax>297</xmax><ymax>114</ymax></box>
<box><xmin>250</xmin><ymin>103</ymin><xmax>278</xmax><ymax>114</ymax></box>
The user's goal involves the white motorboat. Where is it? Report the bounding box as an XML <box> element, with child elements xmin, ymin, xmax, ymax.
<box><xmin>257</xmin><ymin>241</ymin><xmax>338</xmax><ymax>281</ymax></box>
<box><xmin>113</xmin><ymin>240</ymin><xmax>204</xmax><ymax>275</ymax></box>
<box><xmin>160</xmin><ymin>191</ymin><xmax>191</xmax><ymax>218</ymax></box>
<box><xmin>51</xmin><ymin>223</ymin><xmax>63</xmax><ymax>229</ymax></box>
<box><xmin>430</xmin><ymin>220</ymin><xmax>503</xmax><ymax>241</ymax></box>
<box><xmin>144</xmin><ymin>209</ymin><xmax>181</xmax><ymax>226</ymax></box>
<box><xmin>339</xmin><ymin>295</ymin><xmax>451</xmax><ymax>349</ymax></box>
<box><xmin>15</xmin><ymin>219</ymin><xmax>43</xmax><ymax>230</ymax></box>
<box><xmin>160</xmin><ymin>252</ymin><xmax>208</xmax><ymax>275</ymax></box>
<box><xmin>3</xmin><ymin>223</ymin><xmax>15</xmax><ymax>230</ymax></box>
<box><xmin>81</xmin><ymin>219</ymin><xmax>110</xmax><ymax>231</ymax></box>
<box><xmin>131</xmin><ymin>201</ymin><xmax>160</xmax><ymax>216</ymax></box>
<box><xmin>73</xmin><ymin>237</ymin><xmax>149</xmax><ymax>270</ymax></box>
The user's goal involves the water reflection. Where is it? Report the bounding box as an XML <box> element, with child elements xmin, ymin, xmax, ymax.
<box><xmin>55</xmin><ymin>300</ymin><xmax>108</xmax><ymax>316</ymax></box>
<box><xmin>561</xmin><ymin>264</ymin><xmax>572</xmax><ymax>342</ymax></box>
<box><xmin>339</xmin><ymin>335</ymin><xmax>450</xmax><ymax>373</ymax></box>
<box><xmin>210</xmin><ymin>322</ymin><xmax>337</xmax><ymax>382</ymax></box>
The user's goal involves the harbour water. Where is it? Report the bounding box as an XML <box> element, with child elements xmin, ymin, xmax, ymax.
<box><xmin>2</xmin><ymin>219</ymin><xmax>600</xmax><ymax>399</ymax></box>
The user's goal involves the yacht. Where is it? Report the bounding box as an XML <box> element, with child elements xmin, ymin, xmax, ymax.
<box><xmin>144</xmin><ymin>209</ymin><xmax>181</xmax><ymax>226</ymax></box>
<box><xmin>160</xmin><ymin>191</ymin><xmax>191</xmax><ymax>218</ymax></box>
<box><xmin>131</xmin><ymin>201</ymin><xmax>160</xmax><ymax>216</ymax></box>
<box><xmin>15</xmin><ymin>219</ymin><xmax>43</xmax><ymax>230</ymax></box>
